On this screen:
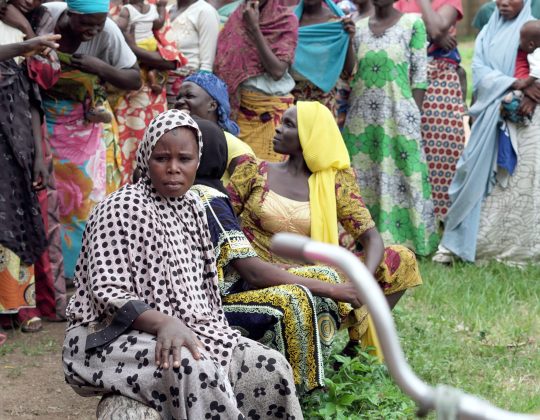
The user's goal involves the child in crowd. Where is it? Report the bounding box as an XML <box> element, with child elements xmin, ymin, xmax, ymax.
<box><xmin>116</xmin><ymin>0</ymin><xmax>167</xmax><ymax>94</ymax></box>
<box><xmin>501</xmin><ymin>20</ymin><xmax>540</xmax><ymax>124</ymax></box>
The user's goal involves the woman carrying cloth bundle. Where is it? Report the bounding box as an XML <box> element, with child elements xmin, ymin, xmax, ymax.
<box><xmin>291</xmin><ymin>0</ymin><xmax>356</xmax><ymax>117</ymax></box>
<box><xmin>214</xmin><ymin>0</ymin><xmax>298</xmax><ymax>162</ymax></box>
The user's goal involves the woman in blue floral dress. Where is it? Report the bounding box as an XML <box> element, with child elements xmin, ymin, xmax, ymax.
<box><xmin>342</xmin><ymin>3</ymin><xmax>439</xmax><ymax>256</ymax></box>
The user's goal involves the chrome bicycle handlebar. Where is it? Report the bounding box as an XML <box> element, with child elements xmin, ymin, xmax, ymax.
<box><xmin>271</xmin><ymin>233</ymin><xmax>539</xmax><ymax>420</ymax></box>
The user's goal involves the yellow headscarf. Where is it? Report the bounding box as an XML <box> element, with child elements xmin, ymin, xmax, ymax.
<box><xmin>297</xmin><ymin>101</ymin><xmax>383</xmax><ymax>362</ymax></box>
<box><xmin>297</xmin><ymin>101</ymin><xmax>350</xmax><ymax>245</ymax></box>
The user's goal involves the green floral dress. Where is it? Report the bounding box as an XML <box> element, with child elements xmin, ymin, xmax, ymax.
<box><xmin>343</xmin><ymin>14</ymin><xmax>439</xmax><ymax>256</ymax></box>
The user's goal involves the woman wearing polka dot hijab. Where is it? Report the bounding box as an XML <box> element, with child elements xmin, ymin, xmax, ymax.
<box><xmin>62</xmin><ymin>109</ymin><xmax>303</xmax><ymax>419</ymax></box>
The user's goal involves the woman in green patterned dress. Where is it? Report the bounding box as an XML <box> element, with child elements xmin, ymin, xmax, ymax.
<box><xmin>342</xmin><ymin>0</ymin><xmax>439</xmax><ymax>256</ymax></box>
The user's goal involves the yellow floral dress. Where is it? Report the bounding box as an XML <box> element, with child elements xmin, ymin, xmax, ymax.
<box><xmin>228</xmin><ymin>157</ymin><xmax>423</xmax><ymax>342</ymax></box>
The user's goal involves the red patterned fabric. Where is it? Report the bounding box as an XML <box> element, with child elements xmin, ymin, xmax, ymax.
<box><xmin>214</xmin><ymin>0</ymin><xmax>298</xmax><ymax>112</ymax></box>
<box><xmin>421</xmin><ymin>60</ymin><xmax>466</xmax><ymax>222</ymax></box>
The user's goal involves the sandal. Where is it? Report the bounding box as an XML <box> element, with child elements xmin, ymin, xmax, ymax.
<box><xmin>20</xmin><ymin>316</ymin><xmax>43</xmax><ymax>333</ymax></box>
<box><xmin>432</xmin><ymin>245</ymin><xmax>456</xmax><ymax>265</ymax></box>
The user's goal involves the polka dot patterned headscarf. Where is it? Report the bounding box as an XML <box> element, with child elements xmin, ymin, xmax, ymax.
<box><xmin>136</xmin><ymin>109</ymin><xmax>203</xmax><ymax>177</ymax></box>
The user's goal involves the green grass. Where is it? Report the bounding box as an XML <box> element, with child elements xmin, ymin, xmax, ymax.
<box><xmin>302</xmin><ymin>260</ymin><xmax>540</xmax><ymax>418</ymax></box>
<box><xmin>459</xmin><ymin>39</ymin><xmax>475</xmax><ymax>105</ymax></box>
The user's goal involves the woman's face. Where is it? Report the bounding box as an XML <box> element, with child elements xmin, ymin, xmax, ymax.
<box><xmin>67</xmin><ymin>12</ymin><xmax>108</xmax><ymax>42</ymax></box>
<box><xmin>175</xmin><ymin>82</ymin><xmax>217</xmax><ymax>122</ymax></box>
<box><xmin>273</xmin><ymin>106</ymin><xmax>302</xmax><ymax>155</ymax></box>
<box><xmin>496</xmin><ymin>0</ymin><xmax>523</xmax><ymax>20</ymax></box>
<box><xmin>148</xmin><ymin>128</ymin><xmax>200</xmax><ymax>198</ymax></box>
<box><xmin>11</xmin><ymin>0</ymin><xmax>40</xmax><ymax>14</ymax></box>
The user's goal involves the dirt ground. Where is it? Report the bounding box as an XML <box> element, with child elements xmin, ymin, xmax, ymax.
<box><xmin>0</xmin><ymin>321</ymin><xmax>97</xmax><ymax>420</ymax></box>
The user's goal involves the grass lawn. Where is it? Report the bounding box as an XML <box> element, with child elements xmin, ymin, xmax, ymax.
<box><xmin>302</xmin><ymin>261</ymin><xmax>540</xmax><ymax>419</ymax></box>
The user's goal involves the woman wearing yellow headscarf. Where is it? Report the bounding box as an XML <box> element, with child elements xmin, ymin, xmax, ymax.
<box><xmin>228</xmin><ymin>101</ymin><xmax>422</xmax><ymax>364</ymax></box>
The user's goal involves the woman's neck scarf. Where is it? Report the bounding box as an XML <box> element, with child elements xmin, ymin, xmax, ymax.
<box><xmin>67</xmin><ymin>0</ymin><xmax>110</xmax><ymax>14</ymax></box>
<box><xmin>184</xmin><ymin>72</ymin><xmax>240</xmax><ymax>136</ymax></box>
<box><xmin>292</xmin><ymin>0</ymin><xmax>350</xmax><ymax>92</ymax></box>
<box><xmin>192</xmin><ymin>117</ymin><xmax>229</xmax><ymax>195</ymax></box>
<box><xmin>297</xmin><ymin>101</ymin><xmax>350</xmax><ymax>245</ymax></box>
<box><xmin>441</xmin><ymin>0</ymin><xmax>534</xmax><ymax>262</ymax></box>
<box><xmin>214</xmin><ymin>0</ymin><xmax>298</xmax><ymax>112</ymax></box>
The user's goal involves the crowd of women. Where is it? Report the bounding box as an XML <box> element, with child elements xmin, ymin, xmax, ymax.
<box><xmin>1</xmin><ymin>0</ymin><xmax>540</xmax><ymax>416</ymax></box>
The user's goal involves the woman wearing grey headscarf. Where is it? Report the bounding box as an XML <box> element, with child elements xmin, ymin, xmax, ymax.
<box><xmin>62</xmin><ymin>109</ymin><xmax>303</xmax><ymax>419</ymax></box>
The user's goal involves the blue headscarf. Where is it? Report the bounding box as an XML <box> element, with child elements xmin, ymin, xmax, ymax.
<box><xmin>292</xmin><ymin>0</ymin><xmax>349</xmax><ymax>92</ymax></box>
<box><xmin>67</xmin><ymin>0</ymin><xmax>110</xmax><ymax>14</ymax></box>
<box><xmin>184</xmin><ymin>72</ymin><xmax>240</xmax><ymax>136</ymax></box>
<box><xmin>441</xmin><ymin>0</ymin><xmax>533</xmax><ymax>262</ymax></box>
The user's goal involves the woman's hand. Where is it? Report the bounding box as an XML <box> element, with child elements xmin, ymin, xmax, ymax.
<box><xmin>243</xmin><ymin>0</ymin><xmax>260</xmax><ymax>35</ymax></box>
<box><xmin>518</xmin><ymin>95</ymin><xmax>536</xmax><ymax>117</ymax></box>
<box><xmin>436</xmin><ymin>33</ymin><xmax>457</xmax><ymax>51</ymax></box>
<box><xmin>32</xmin><ymin>157</ymin><xmax>48</xmax><ymax>191</ymax></box>
<box><xmin>341</xmin><ymin>15</ymin><xmax>356</xmax><ymax>39</ymax></box>
<box><xmin>70</xmin><ymin>53</ymin><xmax>106</xmax><ymax>76</ymax></box>
<box><xmin>523</xmin><ymin>82</ymin><xmax>540</xmax><ymax>103</ymax></box>
<box><xmin>155</xmin><ymin>317</ymin><xmax>204</xmax><ymax>369</ymax></box>
<box><xmin>21</xmin><ymin>34</ymin><xmax>61</xmax><ymax>58</ymax></box>
<box><xmin>333</xmin><ymin>282</ymin><xmax>363</xmax><ymax>308</ymax></box>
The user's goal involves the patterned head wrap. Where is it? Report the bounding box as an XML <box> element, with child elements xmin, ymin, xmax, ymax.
<box><xmin>66</xmin><ymin>0</ymin><xmax>110</xmax><ymax>13</ymax></box>
<box><xmin>184</xmin><ymin>72</ymin><xmax>240</xmax><ymax>136</ymax></box>
<box><xmin>136</xmin><ymin>109</ymin><xmax>203</xmax><ymax>178</ymax></box>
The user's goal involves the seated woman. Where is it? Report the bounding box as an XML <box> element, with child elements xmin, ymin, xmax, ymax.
<box><xmin>191</xmin><ymin>118</ymin><xmax>364</xmax><ymax>393</ymax></box>
<box><xmin>62</xmin><ymin>109</ymin><xmax>302</xmax><ymax>419</ymax></box>
<box><xmin>175</xmin><ymin>72</ymin><xmax>255</xmax><ymax>184</ymax></box>
<box><xmin>228</xmin><ymin>102</ymin><xmax>423</xmax><ymax>358</ymax></box>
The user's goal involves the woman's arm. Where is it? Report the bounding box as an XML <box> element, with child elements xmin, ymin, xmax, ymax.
<box><xmin>231</xmin><ymin>257</ymin><xmax>364</xmax><ymax>307</ymax></box>
<box><xmin>1</xmin><ymin>4</ymin><xmax>35</xmax><ymax>38</ymax></box>
<box><xmin>153</xmin><ymin>0</ymin><xmax>168</xmax><ymax>31</ymax></box>
<box><xmin>123</xmin><ymin>27</ymin><xmax>177</xmax><ymax>71</ymax></box>
<box><xmin>69</xmin><ymin>54</ymin><xmax>142</xmax><ymax>90</ymax></box>
<box><xmin>197</xmin><ymin>8</ymin><xmax>220</xmax><ymax>72</ymax></box>
<box><xmin>243</xmin><ymin>0</ymin><xmax>288</xmax><ymax>80</ymax></box>
<box><xmin>341</xmin><ymin>15</ymin><xmax>356</xmax><ymax>78</ymax></box>
<box><xmin>336</xmin><ymin>169</ymin><xmax>384</xmax><ymax>275</ymax></box>
<box><xmin>0</xmin><ymin>34</ymin><xmax>60</xmax><ymax>61</ymax></box>
<box><xmin>416</xmin><ymin>0</ymin><xmax>459</xmax><ymax>42</ymax></box>
<box><xmin>355</xmin><ymin>228</ymin><xmax>384</xmax><ymax>275</ymax></box>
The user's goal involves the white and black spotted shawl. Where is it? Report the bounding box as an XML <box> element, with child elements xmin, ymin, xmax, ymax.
<box><xmin>66</xmin><ymin>109</ymin><xmax>239</xmax><ymax>368</ymax></box>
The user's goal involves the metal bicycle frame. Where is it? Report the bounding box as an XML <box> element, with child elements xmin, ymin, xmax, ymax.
<box><xmin>271</xmin><ymin>233</ymin><xmax>539</xmax><ymax>420</ymax></box>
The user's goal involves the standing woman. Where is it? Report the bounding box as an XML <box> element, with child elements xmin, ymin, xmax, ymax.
<box><xmin>214</xmin><ymin>0</ymin><xmax>298</xmax><ymax>162</ymax></box>
<box><xmin>342</xmin><ymin>0</ymin><xmax>439</xmax><ymax>256</ymax></box>
<box><xmin>394</xmin><ymin>0</ymin><xmax>466</xmax><ymax>224</ymax></box>
<box><xmin>166</xmin><ymin>0</ymin><xmax>220</xmax><ymax>108</ymax></box>
<box><xmin>290</xmin><ymin>0</ymin><xmax>356</xmax><ymax>117</ymax></box>
<box><xmin>435</xmin><ymin>0</ymin><xmax>540</xmax><ymax>265</ymax></box>
<box><xmin>39</xmin><ymin>0</ymin><xmax>141</xmax><ymax>279</ymax></box>
<box><xmin>0</xmin><ymin>33</ymin><xmax>61</xmax><ymax>339</ymax></box>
